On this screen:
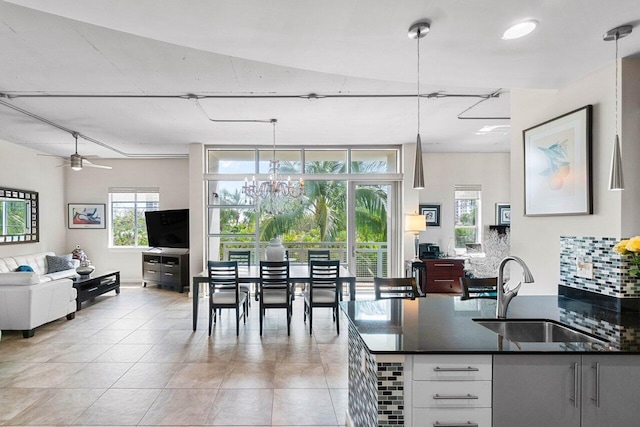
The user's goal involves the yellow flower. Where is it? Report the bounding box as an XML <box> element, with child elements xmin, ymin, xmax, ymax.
<box><xmin>626</xmin><ymin>236</ymin><xmax>640</xmax><ymax>253</ymax></box>
<box><xmin>614</xmin><ymin>239</ymin><xmax>630</xmax><ymax>254</ymax></box>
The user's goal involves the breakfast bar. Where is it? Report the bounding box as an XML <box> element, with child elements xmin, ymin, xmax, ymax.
<box><xmin>342</xmin><ymin>295</ymin><xmax>640</xmax><ymax>427</ymax></box>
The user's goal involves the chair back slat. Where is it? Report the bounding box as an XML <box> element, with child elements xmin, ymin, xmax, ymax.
<box><xmin>208</xmin><ymin>260</ymin><xmax>240</xmax><ymax>297</ymax></box>
<box><xmin>260</xmin><ymin>260</ymin><xmax>290</xmax><ymax>289</ymax></box>
<box><xmin>374</xmin><ymin>277</ymin><xmax>419</xmax><ymax>300</ymax></box>
<box><xmin>308</xmin><ymin>249</ymin><xmax>331</xmax><ymax>264</ymax></box>
<box><xmin>228</xmin><ymin>250</ymin><xmax>251</xmax><ymax>267</ymax></box>
<box><xmin>310</xmin><ymin>260</ymin><xmax>340</xmax><ymax>289</ymax></box>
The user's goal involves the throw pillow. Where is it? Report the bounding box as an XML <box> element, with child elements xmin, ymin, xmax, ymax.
<box><xmin>46</xmin><ymin>254</ymin><xmax>74</xmax><ymax>274</ymax></box>
<box><xmin>15</xmin><ymin>265</ymin><xmax>34</xmax><ymax>272</ymax></box>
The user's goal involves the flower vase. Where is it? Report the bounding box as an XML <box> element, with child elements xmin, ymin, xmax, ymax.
<box><xmin>266</xmin><ymin>238</ymin><xmax>286</xmax><ymax>261</ymax></box>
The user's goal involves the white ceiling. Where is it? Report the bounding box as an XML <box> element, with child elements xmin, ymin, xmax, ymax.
<box><xmin>0</xmin><ymin>0</ymin><xmax>639</xmax><ymax>159</ymax></box>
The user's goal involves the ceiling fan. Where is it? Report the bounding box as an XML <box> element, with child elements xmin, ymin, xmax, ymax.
<box><xmin>56</xmin><ymin>132</ymin><xmax>112</xmax><ymax>171</ymax></box>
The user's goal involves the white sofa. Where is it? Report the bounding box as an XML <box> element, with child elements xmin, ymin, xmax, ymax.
<box><xmin>0</xmin><ymin>252</ymin><xmax>79</xmax><ymax>338</ymax></box>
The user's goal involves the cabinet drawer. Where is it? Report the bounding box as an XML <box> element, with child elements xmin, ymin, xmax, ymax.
<box><xmin>143</xmin><ymin>269</ymin><xmax>161</xmax><ymax>282</ymax></box>
<box><xmin>413</xmin><ymin>381</ymin><xmax>491</xmax><ymax>408</ymax></box>
<box><xmin>414</xmin><ymin>355</ymin><xmax>492</xmax><ymax>381</ymax></box>
<box><xmin>144</xmin><ymin>261</ymin><xmax>161</xmax><ymax>270</ymax></box>
<box><xmin>428</xmin><ymin>263</ymin><xmax>463</xmax><ymax>276</ymax></box>
<box><xmin>161</xmin><ymin>271</ymin><xmax>181</xmax><ymax>285</ymax></box>
<box><xmin>412</xmin><ymin>407</ymin><xmax>491</xmax><ymax>427</ymax></box>
<box><xmin>427</xmin><ymin>279</ymin><xmax>460</xmax><ymax>293</ymax></box>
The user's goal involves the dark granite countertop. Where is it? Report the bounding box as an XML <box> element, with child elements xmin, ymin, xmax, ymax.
<box><xmin>341</xmin><ymin>295</ymin><xmax>640</xmax><ymax>354</ymax></box>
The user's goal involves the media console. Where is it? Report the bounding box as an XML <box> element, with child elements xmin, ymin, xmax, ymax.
<box><xmin>142</xmin><ymin>249</ymin><xmax>189</xmax><ymax>293</ymax></box>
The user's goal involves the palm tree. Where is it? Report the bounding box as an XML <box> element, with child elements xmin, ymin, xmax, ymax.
<box><xmin>259</xmin><ymin>160</ymin><xmax>388</xmax><ymax>245</ymax></box>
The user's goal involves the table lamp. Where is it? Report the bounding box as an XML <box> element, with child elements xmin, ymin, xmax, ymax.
<box><xmin>405</xmin><ymin>213</ymin><xmax>426</xmax><ymax>261</ymax></box>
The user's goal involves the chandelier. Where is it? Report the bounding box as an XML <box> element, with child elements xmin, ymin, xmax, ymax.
<box><xmin>242</xmin><ymin>119</ymin><xmax>305</xmax><ymax>214</ymax></box>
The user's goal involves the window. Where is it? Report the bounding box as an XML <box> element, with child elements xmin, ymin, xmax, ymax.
<box><xmin>454</xmin><ymin>185</ymin><xmax>481</xmax><ymax>248</ymax></box>
<box><xmin>109</xmin><ymin>188</ymin><xmax>159</xmax><ymax>247</ymax></box>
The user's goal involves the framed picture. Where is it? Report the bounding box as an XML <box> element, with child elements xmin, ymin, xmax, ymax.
<box><xmin>68</xmin><ymin>204</ymin><xmax>106</xmax><ymax>229</ymax></box>
<box><xmin>419</xmin><ymin>204</ymin><xmax>440</xmax><ymax>227</ymax></box>
<box><xmin>523</xmin><ymin>105</ymin><xmax>593</xmax><ymax>216</ymax></box>
<box><xmin>496</xmin><ymin>203</ymin><xmax>511</xmax><ymax>225</ymax></box>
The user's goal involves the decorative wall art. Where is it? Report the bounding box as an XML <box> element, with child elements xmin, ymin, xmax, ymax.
<box><xmin>0</xmin><ymin>187</ymin><xmax>38</xmax><ymax>244</ymax></box>
<box><xmin>524</xmin><ymin>105</ymin><xmax>592</xmax><ymax>216</ymax></box>
<box><xmin>419</xmin><ymin>204</ymin><xmax>441</xmax><ymax>227</ymax></box>
<box><xmin>496</xmin><ymin>203</ymin><xmax>511</xmax><ymax>226</ymax></box>
<box><xmin>68</xmin><ymin>204</ymin><xmax>106</xmax><ymax>229</ymax></box>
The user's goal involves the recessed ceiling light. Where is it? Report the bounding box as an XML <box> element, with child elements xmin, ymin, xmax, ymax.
<box><xmin>476</xmin><ymin>125</ymin><xmax>511</xmax><ymax>135</ymax></box>
<box><xmin>502</xmin><ymin>20</ymin><xmax>538</xmax><ymax>40</ymax></box>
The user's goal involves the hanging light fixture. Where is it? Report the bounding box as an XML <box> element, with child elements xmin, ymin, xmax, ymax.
<box><xmin>242</xmin><ymin>119</ymin><xmax>305</xmax><ymax>214</ymax></box>
<box><xmin>70</xmin><ymin>132</ymin><xmax>83</xmax><ymax>171</ymax></box>
<box><xmin>408</xmin><ymin>21</ymin><xmax>429</xmax><ymax>190</ymax></box>
<box><xmin>604</xmin><ymin>25</ymin><xmax>632</xmax><ymax>191</ymax></box>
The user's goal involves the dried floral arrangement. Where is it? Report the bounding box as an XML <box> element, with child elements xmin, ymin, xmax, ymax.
<box><xmin>464</xmin><ymin>229</ymin><xmax>510</xmax><ymax>279</ymax></box>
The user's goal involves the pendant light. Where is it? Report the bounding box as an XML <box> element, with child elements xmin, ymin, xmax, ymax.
<box><xmin>408</xmin><ymin>21</ymin><xmax>429</xmax><ymax>190</ymax></box>
<box><xmin>70</xmin><ymin>132</ymin><xmax>83</xmax><ymax>171</ymax></box>
<box><xmin>604</xmin><ymin>25</ymin><xmax>632</xmax><ymax>191</ymax></box>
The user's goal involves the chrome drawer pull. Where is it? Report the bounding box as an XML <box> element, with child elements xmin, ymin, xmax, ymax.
<box><xmin>570</xmin><ymin>362</ymin><xmax>579</xmax><ymax>408</ymax></box>
<box><xmin>147</xmin><ymin>270</ymin><xmax>156</xmax><ymax>274</ymax></box>
<box><xmin>434</xmin><ymin>367</ymin><xmax>479</xmax><ymax>372</ymax></box>
<box><xmin>164</xmin><ymin>272</ymin><xmax>173</xmax><ymax>276</ymax></box>
<box><xmin>434</xmin><ymin>279</ymin><xmax>454</xmax><ymax>282</ymax></box>
<box><xmin>434</xmin><ymin>263</ymin><xmax>455</xmax><ymax>267</ymax></box>
<box><xmin>433</xmin><ymin>394</ymin><xmax>479</xmax><ymax>400</ymax></box>
<box><xmin>433</xmin><ymin>423</ymin><xmax>478</xmax><ymax>427</ymax></box>
<box><xmin>591</xmin><ymin>362</ymin><xmax>600</xmax><ymax>408</ymax></box>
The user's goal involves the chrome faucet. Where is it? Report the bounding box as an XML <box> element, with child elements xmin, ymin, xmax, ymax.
<box><xmin>496</xmin><ymin>256</ymin><xmax>535</xmax><ymax>318</ymax></box>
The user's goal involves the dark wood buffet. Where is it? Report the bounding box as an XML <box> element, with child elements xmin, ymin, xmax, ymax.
<box><xmin>406</xmin><ymin>258</ymin><xmax>466</xmax><ymax>294</ymax></box>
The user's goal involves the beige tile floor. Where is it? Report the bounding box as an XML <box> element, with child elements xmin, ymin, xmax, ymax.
<box><xmin>0</xmin><ymin>284</ymin><xmax>349</xmax><ymax>426</ymax></box>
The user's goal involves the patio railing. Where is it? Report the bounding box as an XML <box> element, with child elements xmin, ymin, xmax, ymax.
<box><xmin>219</xmin><ymin>241</ymin><xmax>387</xmax><ymax>282</ymax></box>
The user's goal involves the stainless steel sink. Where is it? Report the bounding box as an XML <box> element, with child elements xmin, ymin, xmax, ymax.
<box><xmin>473</xmin><ymin>319</ymin><xmax>606</xmax><ymax>344</ymax></box>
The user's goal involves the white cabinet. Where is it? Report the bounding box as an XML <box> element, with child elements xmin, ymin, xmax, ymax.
<box><xmin>493</xmin><ymin>354</ymin><xmax>640</xmax><ymax>427</ymax></box>
<box><xmin>410</xmin><ymin>355</ymin><xmax>492</xmax><ymax>427</ymax></box>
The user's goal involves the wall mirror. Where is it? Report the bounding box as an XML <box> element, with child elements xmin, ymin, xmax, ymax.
<box><xmin>0</xmin><ymin>187</ymin><xmax>39</xmax><ymax>245</ymax></box>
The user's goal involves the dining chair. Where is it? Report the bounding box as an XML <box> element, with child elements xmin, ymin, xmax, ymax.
<box><xmin>259</xmin><ymin>260</ymin><xmax>292</xmax><ymax>336</ymax></box>
<box><xmin>228</xmin><ymin>250</ymin><xmax>253</xmax><ymax>304</ymax></box>
<box><xmin>460</xmin><ymin>277</ymin><xmax>498</xmax><ymax>300</ymax></box>
<box><xmin>373</xmin><ymin>277</ymin><xmax>419</xmax><ymax>300</ymax></box>
<box><xmin>207</xmin><ymin>260</ymin><xmax>248</xmax><ymax>336</ymax></box>
<box><xmin>304</xmin><ymin>259</ymin><xmax>340</xmax><ymax>335</ymax></box>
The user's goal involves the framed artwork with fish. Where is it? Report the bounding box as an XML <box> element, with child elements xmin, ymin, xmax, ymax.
<box><xmin>523</xmin><ymin>105</ymin><xmax>592</xmax><ymax>216</ymax></box>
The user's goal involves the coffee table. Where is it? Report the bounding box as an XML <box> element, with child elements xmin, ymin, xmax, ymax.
<box><xmin>72</xmin><ymin>270</ymin><xmax>120</xmax><ymax>311</ymax></box>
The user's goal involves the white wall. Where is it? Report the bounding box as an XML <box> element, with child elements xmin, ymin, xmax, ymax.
<box><xmin>405</xmin><ymin>152</ymin><xmax>510</xmax><ymax>257</ymax></box>
<box><xmin>65</xmin><ymin>158</ymin><xmax>189</xmax><ymax>282</ymax></box>
<box><xmin>0</xmin><ymin>139</ymin><xmax>67</xmax><ymax>258</ymax></box>
<box><xmin>620</xmin><ymin>59</ymin><xmax>640</xmax><ymax>237</ymax></box>
<box><xmin>188</xmin><ymin>143</ymin><xmax>205</xmax><ymax>283</ymax></box>
<box><xmin>510</xmin><ymin>59</ymin><xmax>640</xmax><ymax>295</ymax></box>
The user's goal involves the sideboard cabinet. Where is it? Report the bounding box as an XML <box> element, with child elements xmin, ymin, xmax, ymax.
<box><xmin>422</xmin><ymin>258</ymin><xmax>465</xmax><ymax>294</ymax></box>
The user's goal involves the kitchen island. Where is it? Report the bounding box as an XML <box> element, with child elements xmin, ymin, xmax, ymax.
<box><xmin>341</xmin><ymin>296</ymin><xmax>640</xmax><ymax>427</ymax></box>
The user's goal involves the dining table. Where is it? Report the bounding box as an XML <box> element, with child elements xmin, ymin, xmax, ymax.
<box><xmin>191</xmin><ymin>263</ymin><xmax>356</xmax><ymax>331</ymax></box>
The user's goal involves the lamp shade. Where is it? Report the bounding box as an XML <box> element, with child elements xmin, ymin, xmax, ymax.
<box><xmin>405</xmin><ymin>213</ymin><xmax>426</xmax><ymax>232</ymax></box>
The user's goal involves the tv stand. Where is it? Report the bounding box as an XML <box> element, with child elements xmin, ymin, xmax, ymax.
<box><xmin>142</xmin><ymin>249</ymin><xmax>189</xmax><ymax>293</ymax></box>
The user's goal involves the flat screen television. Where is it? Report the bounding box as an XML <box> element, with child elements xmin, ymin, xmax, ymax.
<box><xmin>145</xmin><ymin>209</ymin><xmax>189</xmax><ymax>249</ymax></box>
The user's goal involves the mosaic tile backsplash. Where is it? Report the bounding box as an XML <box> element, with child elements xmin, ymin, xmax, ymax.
<box><xmin>560</xmin><ymin>236</ymin><xmax>640</xmax><ymax>298</ymax></box>
<box><xmin>348</xmin><ymin>323</ymin><xmax>405</xmax><ymax>427</ymax></box>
